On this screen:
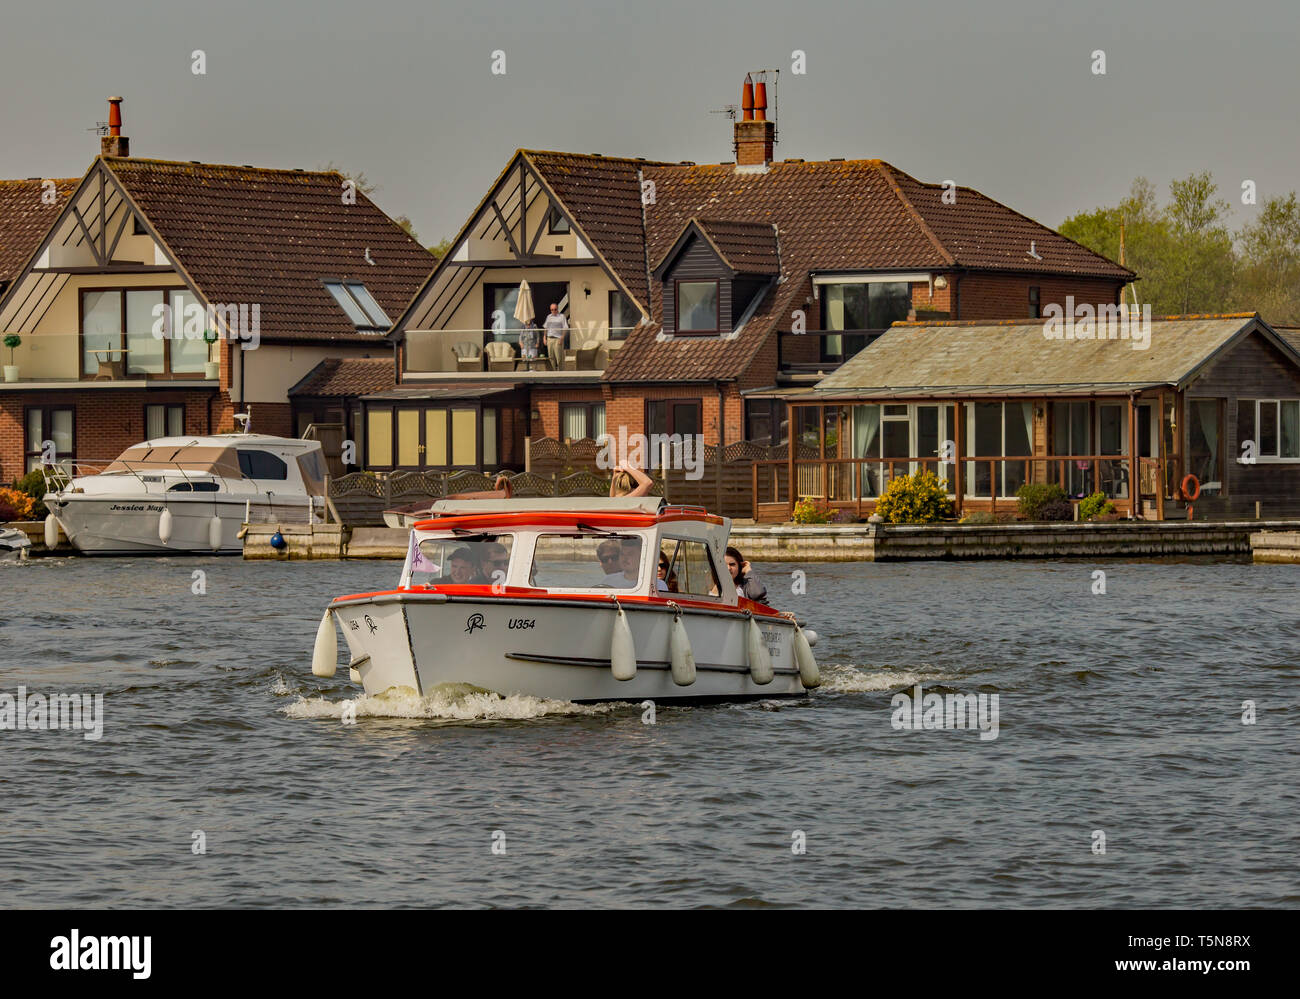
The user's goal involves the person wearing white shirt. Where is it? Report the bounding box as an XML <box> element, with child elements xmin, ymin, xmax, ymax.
<box><xmin>542</xmin><ymin>303</ymin><xmax>568</xmax><ymax>370</ymax></box>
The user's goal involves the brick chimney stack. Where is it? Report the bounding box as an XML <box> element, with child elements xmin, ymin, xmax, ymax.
<box><xmin>734</xmin><ymin>74</ymin><xmax>773</xmax><ymax>168</ymax></box>
<box><xmin>100</xmin><ymin>97</ymin><xmax>129</xmax><ymax>157</ymax></box>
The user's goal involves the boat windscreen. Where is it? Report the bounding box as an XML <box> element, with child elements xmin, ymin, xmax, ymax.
<box><xmin>412</xmin><ymin>534</ymin><xmax>514</xmax><ymax>587</ymax></box>
<box><xmin>297</xmin><ymin>448</ymin><xmax>326</xmax><ymax>496</ymax></box>
<box><xmin>529</xmin><ymin>533</ymin><xmax>644</xmax><ymax>590</ymax></box>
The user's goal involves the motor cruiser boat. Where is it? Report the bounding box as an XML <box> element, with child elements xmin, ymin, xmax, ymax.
<box><xmin>0</xmin><ymin>527</ymin><xmax>31</xmax><ymax>561</ymax></box>
<box><xmin>43</xmin><ymin>433</ymin><xmax>328</xmax><ymax>555</ymax></box>
<box><xmin>313</xmin><ymin>496</ymin><xmax>821</xmax><ymax>703</ymax></box>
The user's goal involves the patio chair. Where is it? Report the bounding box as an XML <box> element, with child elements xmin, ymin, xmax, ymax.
<box><xmin>564</xmin><ymin>340</ymin><xmax>601</xmax><ymax>371</ymax></box>
<box><xmin>452</xmin><ymin>341</ymin><xmax>483</xmax><ymax>372</ymax></box>
<box><xmin>573</xmin><ymin>341</ymin><xmax>601</xmax><ymax>370</ymax></box>
<box><xmin>483</xmin><ymin>340</ymin><xmax>517</xmax><ymax>372</ymax></box>
<box><xmin>93</xmin><ymin>350</ymin><xmax>127</xmax><ymax>381</ymax></box>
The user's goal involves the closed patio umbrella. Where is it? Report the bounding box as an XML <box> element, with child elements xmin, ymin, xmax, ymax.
<box><xmin>513</xmin><ymin>280</ymin><xmax>538</xmax><ymax>367</ymax></box>
<box><xmin>513</xmin><ymin>280</ymin><xmax>535</xmax><ymax>325</ymax></box>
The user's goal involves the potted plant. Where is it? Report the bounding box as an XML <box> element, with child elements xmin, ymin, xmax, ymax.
<box><xmin>203</xmin><ymin>331</ymin><xmax>220</xmax><ymax>380</ymax></box>
<box><xmin>3</xmin><ymin>334</ymin><xmax>20</xmax><ymax>382</ymax></box>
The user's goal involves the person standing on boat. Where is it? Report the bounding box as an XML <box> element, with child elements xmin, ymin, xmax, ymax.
<box><xmin>609</xmin><ymin>461</ymin><xmax>654</xmax><ymax>498</ymax></box>
<box><xmin>725</xmin><ymin>546</ymin><xmax>768</xmax><ymax>604</ymax></box>
<box><xmin>543</xmin><ymin>302</ymin><xmax>568</xmax><ymax>371</ymax></box>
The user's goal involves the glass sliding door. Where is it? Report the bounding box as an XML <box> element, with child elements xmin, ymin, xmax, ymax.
<box><xmin>1052</xmin><ymin>401</ymin><xmax>1091</xmax><ymax>497</ymax></box>
<box><xmin>1097</xmin><ymin>403</ymin><xmax>1129</xmax><ymax>498</ymax></box>
<box><xmin>126</xmin><ymin>290</ymin><xmax>165</xmax><ymax>374</ymax></box>
<box><xmin>965</xmin><ymin>402</ymin><xmax>1033</xmax><ymax>498</ymax></box>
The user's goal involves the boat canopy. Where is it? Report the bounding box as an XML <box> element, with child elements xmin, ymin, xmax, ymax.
<box><xmin>103</xmin><ymin>444</ymin><xmax>243</xmax><ymax>478</ymax></box>
<box><xmin>426</xmin><ymin>496</ymin><xmax>665</xmax><ymax>517</ymax></box>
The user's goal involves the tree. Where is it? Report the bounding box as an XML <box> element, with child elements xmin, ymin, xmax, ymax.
<box><xmin>427</xmin><ymin>238</ymin><xmax>453</xmax><ymax>261</ymax></box>
<box><xmin>393</xmin><ymin>215</ymin><xmax>419</xmax><ymax>242</ymax></box>
<box><xmin>1164</xmin><ymin>172</ymin><xmax>1234</xmax><ymax>314</ymax></box>
<box><xmin>321</xmin><ymin>162</ymin><xmax>376</xmax><ymax>196</ymax></box>
<box><xmin>1060</xmin><ymin>172</ymin><xmax>1245</xmax><ymax>316</ymax></box>
<box><xmin>1237</xmin><ymin>194</ymin><xmax>1300</xmax><ymax>324</ymax></box>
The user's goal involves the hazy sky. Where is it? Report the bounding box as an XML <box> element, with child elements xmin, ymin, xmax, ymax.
<box><xmin>3</xmin><ymin>0</ymin><xmax>1298</xmax><ymax>244</ymax></box>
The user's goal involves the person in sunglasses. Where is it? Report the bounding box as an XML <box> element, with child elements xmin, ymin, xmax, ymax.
<box><xmin>599</xmin><ymin>537</ymin><xmax>641</xmax><ymax>588</ymax></box>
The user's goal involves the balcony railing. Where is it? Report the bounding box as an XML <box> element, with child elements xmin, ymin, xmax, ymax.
<box><xmin>753</xmin><ymin>453</ymin><xmax>1183</xmax><ymax>519</ymax></box>
<box><xmin>776</xmin><ymin>329</ymin><xmax>887</xmax><ymax>376</ymax></box>
<box><xmin>403</xmin><ymin>327</ymin><xmax>635</xmax><ymax>375</ymax></box>
<box><xmin>0</xmin><ymin>332</ymin><xmax>219</xmax><ymax>386</ymax></box>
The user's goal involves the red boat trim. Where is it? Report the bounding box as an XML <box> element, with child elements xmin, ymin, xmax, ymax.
<box><xmin>329</xmin><ymin>588</ymin><xmax>788</xmax><ymax>620</ymax></box>
<box><xmin>411</xmin><ymin>510</ymin><xmax>725</xmax><ymax>531</ymax></box>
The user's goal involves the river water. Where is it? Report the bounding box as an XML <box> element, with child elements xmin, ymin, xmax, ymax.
<box><xmin>1</xmin><ymin>555</ymin><xmax>1296</xmax><ymax>908</ymax></box>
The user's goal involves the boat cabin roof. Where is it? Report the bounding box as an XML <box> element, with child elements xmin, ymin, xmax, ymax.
<box><xmin>414</xmin><ymin>498</ymin><xmax>726</xmax><ymax>533</ymax></box>
<box><xmin>427</xmin><ymin>496</ymin><xmax>664</xmax><ymax>517</ymax></box>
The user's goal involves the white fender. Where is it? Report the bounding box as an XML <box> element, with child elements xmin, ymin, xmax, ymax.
<box><xmin>746</xmin><ymin>616</ymin><xmax>774</xmax><ymax>685</ymax></box>
<box><xmin>793</xmin><ymin>625</ymin><xmax>820</xmax><ymax>688</ymax></box>
<box><xmin>311</xmin><ymin>609</ymin><xmax>338</xmax><ymax>678</ymax></box>
<box><xmin>610</xmin><ymin>604</ymin><xmax>637</xmax><ymax>681</ymax></box>
<box><xmin>669</xmin><ymin>612</ymin><xmax>696</xmax><ymax>686</ymax></box>
<box><xmin>208</xmin><ymin>515</ymin><xmax>223</xmax><ymax>552</ymax></box>
<box><xmin>43</xmin><ymin>513</ymin><xmax>59</xmax><ymax>550</ymax></box>
<box><xmin>158</xmin><ymin>507</ymin><xmax>173</xmax><ymax>544</ymax></box>
<box><xmin>803</xmin><ymin>629</ymin><xmax>819</xmax><ymax>647</ymax></box>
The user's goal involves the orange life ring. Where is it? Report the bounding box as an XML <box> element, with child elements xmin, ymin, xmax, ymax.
<box><xmin>1181</xmin><ymin>473</ymin><xmax>1201</xmax><ymax>501</ymax></box>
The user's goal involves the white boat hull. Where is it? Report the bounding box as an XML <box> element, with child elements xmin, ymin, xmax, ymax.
<box><xmin>50</xmin><ymin>495</ymin><xmax>313</xmax><ymax>555</ymax></box>
<box><xmin>330</xmin><ymin>592</ymin><xmax>807</xmax><ymax>703</ymax></box>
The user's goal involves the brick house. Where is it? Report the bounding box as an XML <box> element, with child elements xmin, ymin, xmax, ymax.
<box><xmin>378</xmin><ymin>75</ymin><xmax>1133</xmax><ymax>472</ymax></box>
<box><xmin>0</xmin><ymin>100</ymin><xmax>435</xmax><ymax>482</ymax></box>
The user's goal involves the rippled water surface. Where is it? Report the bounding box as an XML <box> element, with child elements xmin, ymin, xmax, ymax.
<box><xmin>1</xmin><ymin>556</ymin><xmax>1297</xmax><ymax>908</ymax></box>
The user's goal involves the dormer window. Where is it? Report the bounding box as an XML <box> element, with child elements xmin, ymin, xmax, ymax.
<box><xmin>676</xmin><ymin>280</ymin><xmax>719</xmax><ymax>334</ymax></box>
<box><xmin>324</xmin><ymin>281</ymin><xmax>391</xmax><ymax>330</ymax></box>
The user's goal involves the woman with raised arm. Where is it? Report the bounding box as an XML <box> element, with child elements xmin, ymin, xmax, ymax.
<box><xmin>609</xmin><ymin>461</ymin><xmax>654</xmax><ymax>498</ymax></box>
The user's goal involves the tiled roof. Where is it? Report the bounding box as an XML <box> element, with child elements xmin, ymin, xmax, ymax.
<box><xmin>813</xmin><ymin>314</ymin><xmax>1280</xmax><ymax>397</ymax></box>
<box><xmin>105</xmin><ymin>158</ymin><xmax>437</xmax><ymax>343</ymax></box>
<box><xmin>0</xmin><ymin>178</ymin><xmax>77</xmax><ymax>282</ymax></box>
<box><xmin>655</xmin><ymin>218</ymin><xmax>780</xmax><ymax>276</ymax></box>
<box><xmin>523</xmin><ymin>154</ymin><xmax>1133</xmax><ymax>383</ymax></box>
<box><xmin>524</xmin><ymin>152</ymin><xmax>671</xmax><ymax>307</ymax></box>
<box><xmin>289</xmin><ymin>356</ymin><xmax>395</xmax><ymax>397</ymax></box>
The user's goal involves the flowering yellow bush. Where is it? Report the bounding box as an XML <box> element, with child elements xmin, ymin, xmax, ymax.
<box><xmin>874</xmin><ymin>469</ymin><xmax>953</xmax><ymax>524</ymax></box>
<box><xmin>0</xmin><ymin>486</ymin><xmax>35</xmax><ymax>521</ymax></box>
<box><xmin>791</xmin><ymin>497</ymin><xmax>832</xmax><ymax>524</ymax></box>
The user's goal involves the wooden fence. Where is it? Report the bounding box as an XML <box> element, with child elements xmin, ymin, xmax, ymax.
<box><xmin>328</xmin><ymin>437</ymin><xmax>807</xmax><ymax>525</ymax></box>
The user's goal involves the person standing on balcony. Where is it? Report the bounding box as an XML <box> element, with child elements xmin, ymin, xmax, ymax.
<box><xmin>543</xmin><ymin>302</ymin><xmax>568</xmax><ymax>371</ymax></box>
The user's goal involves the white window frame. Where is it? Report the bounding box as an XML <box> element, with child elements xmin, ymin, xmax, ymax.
<box><xmin>1246</xmin><ymin>398</ymin><xmax>1300</xmax><ymax>463</ymax></box>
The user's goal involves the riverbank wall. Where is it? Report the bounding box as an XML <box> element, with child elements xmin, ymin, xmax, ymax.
<box><xmin>237</xmin><ymin>519</ymin><xmax>1300</xmax><ymax>562</ymax></box>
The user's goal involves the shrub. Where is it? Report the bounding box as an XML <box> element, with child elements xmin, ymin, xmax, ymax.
<box><xmin>791</xmin><ymin>497</ymin><xmax>832</xmax><ymax>525</ymax></box>
<box><xmin>875</xmin><ymin>469</ymin><xmax>953</xmax><ymax>524</ymax></box>
<box><xmin>12</xmin><ymin>469</ymin><xmax>50</xmax><ymax>519</ymax></box>
<box><xmin>1039</xmin><ymin>498</ymin><xmax>1075</xmax><ymax>522</ymax></box>
<box><xmin>3</xmin><ymin>333</ymin><xmax>20</xmax><ymax>365</ymax></box>
<box><xmin>1079</xmin><ymin>491</ymin><xmax>1117</xmax><ymax>521</ymax></box>
<box><xmin>1016</xmin><ymin>481</ymin><xmax>1068</xmax><ymax>520</ymax></box>
<box><xmin>959</xmin><ymin>511</ymin><xmax>995</xmax><ymax>525</ymax></box>
<box><xmin>0</xmin><ymin>486</ymin><xmax>34</xmax><ymax>521</ymax></box>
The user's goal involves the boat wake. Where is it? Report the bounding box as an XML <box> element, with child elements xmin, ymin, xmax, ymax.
<box><xmin>282</xmin><ymin>682</ymin><xmax>621</xmax><ymax>722</ymax></box>
<box><xmin>816</xmin><ymin>662</ymin><xmax>947</xmax><ymax>694</ymax></box>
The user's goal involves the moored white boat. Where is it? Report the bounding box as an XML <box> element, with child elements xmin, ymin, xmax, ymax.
<box><xmin>0</xmin><ymin>527</ymin><xmax>32</xmax><ymax>561</ymax></box>
<box><xmin>315</xmin><ymin>497</ymin><xmax>820</xmax><ymax>703</ymax></box>
<box><xmin>43</xmin><ymin>433</ymin><xmax>328</xmax><ymax>555</ymax></box>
